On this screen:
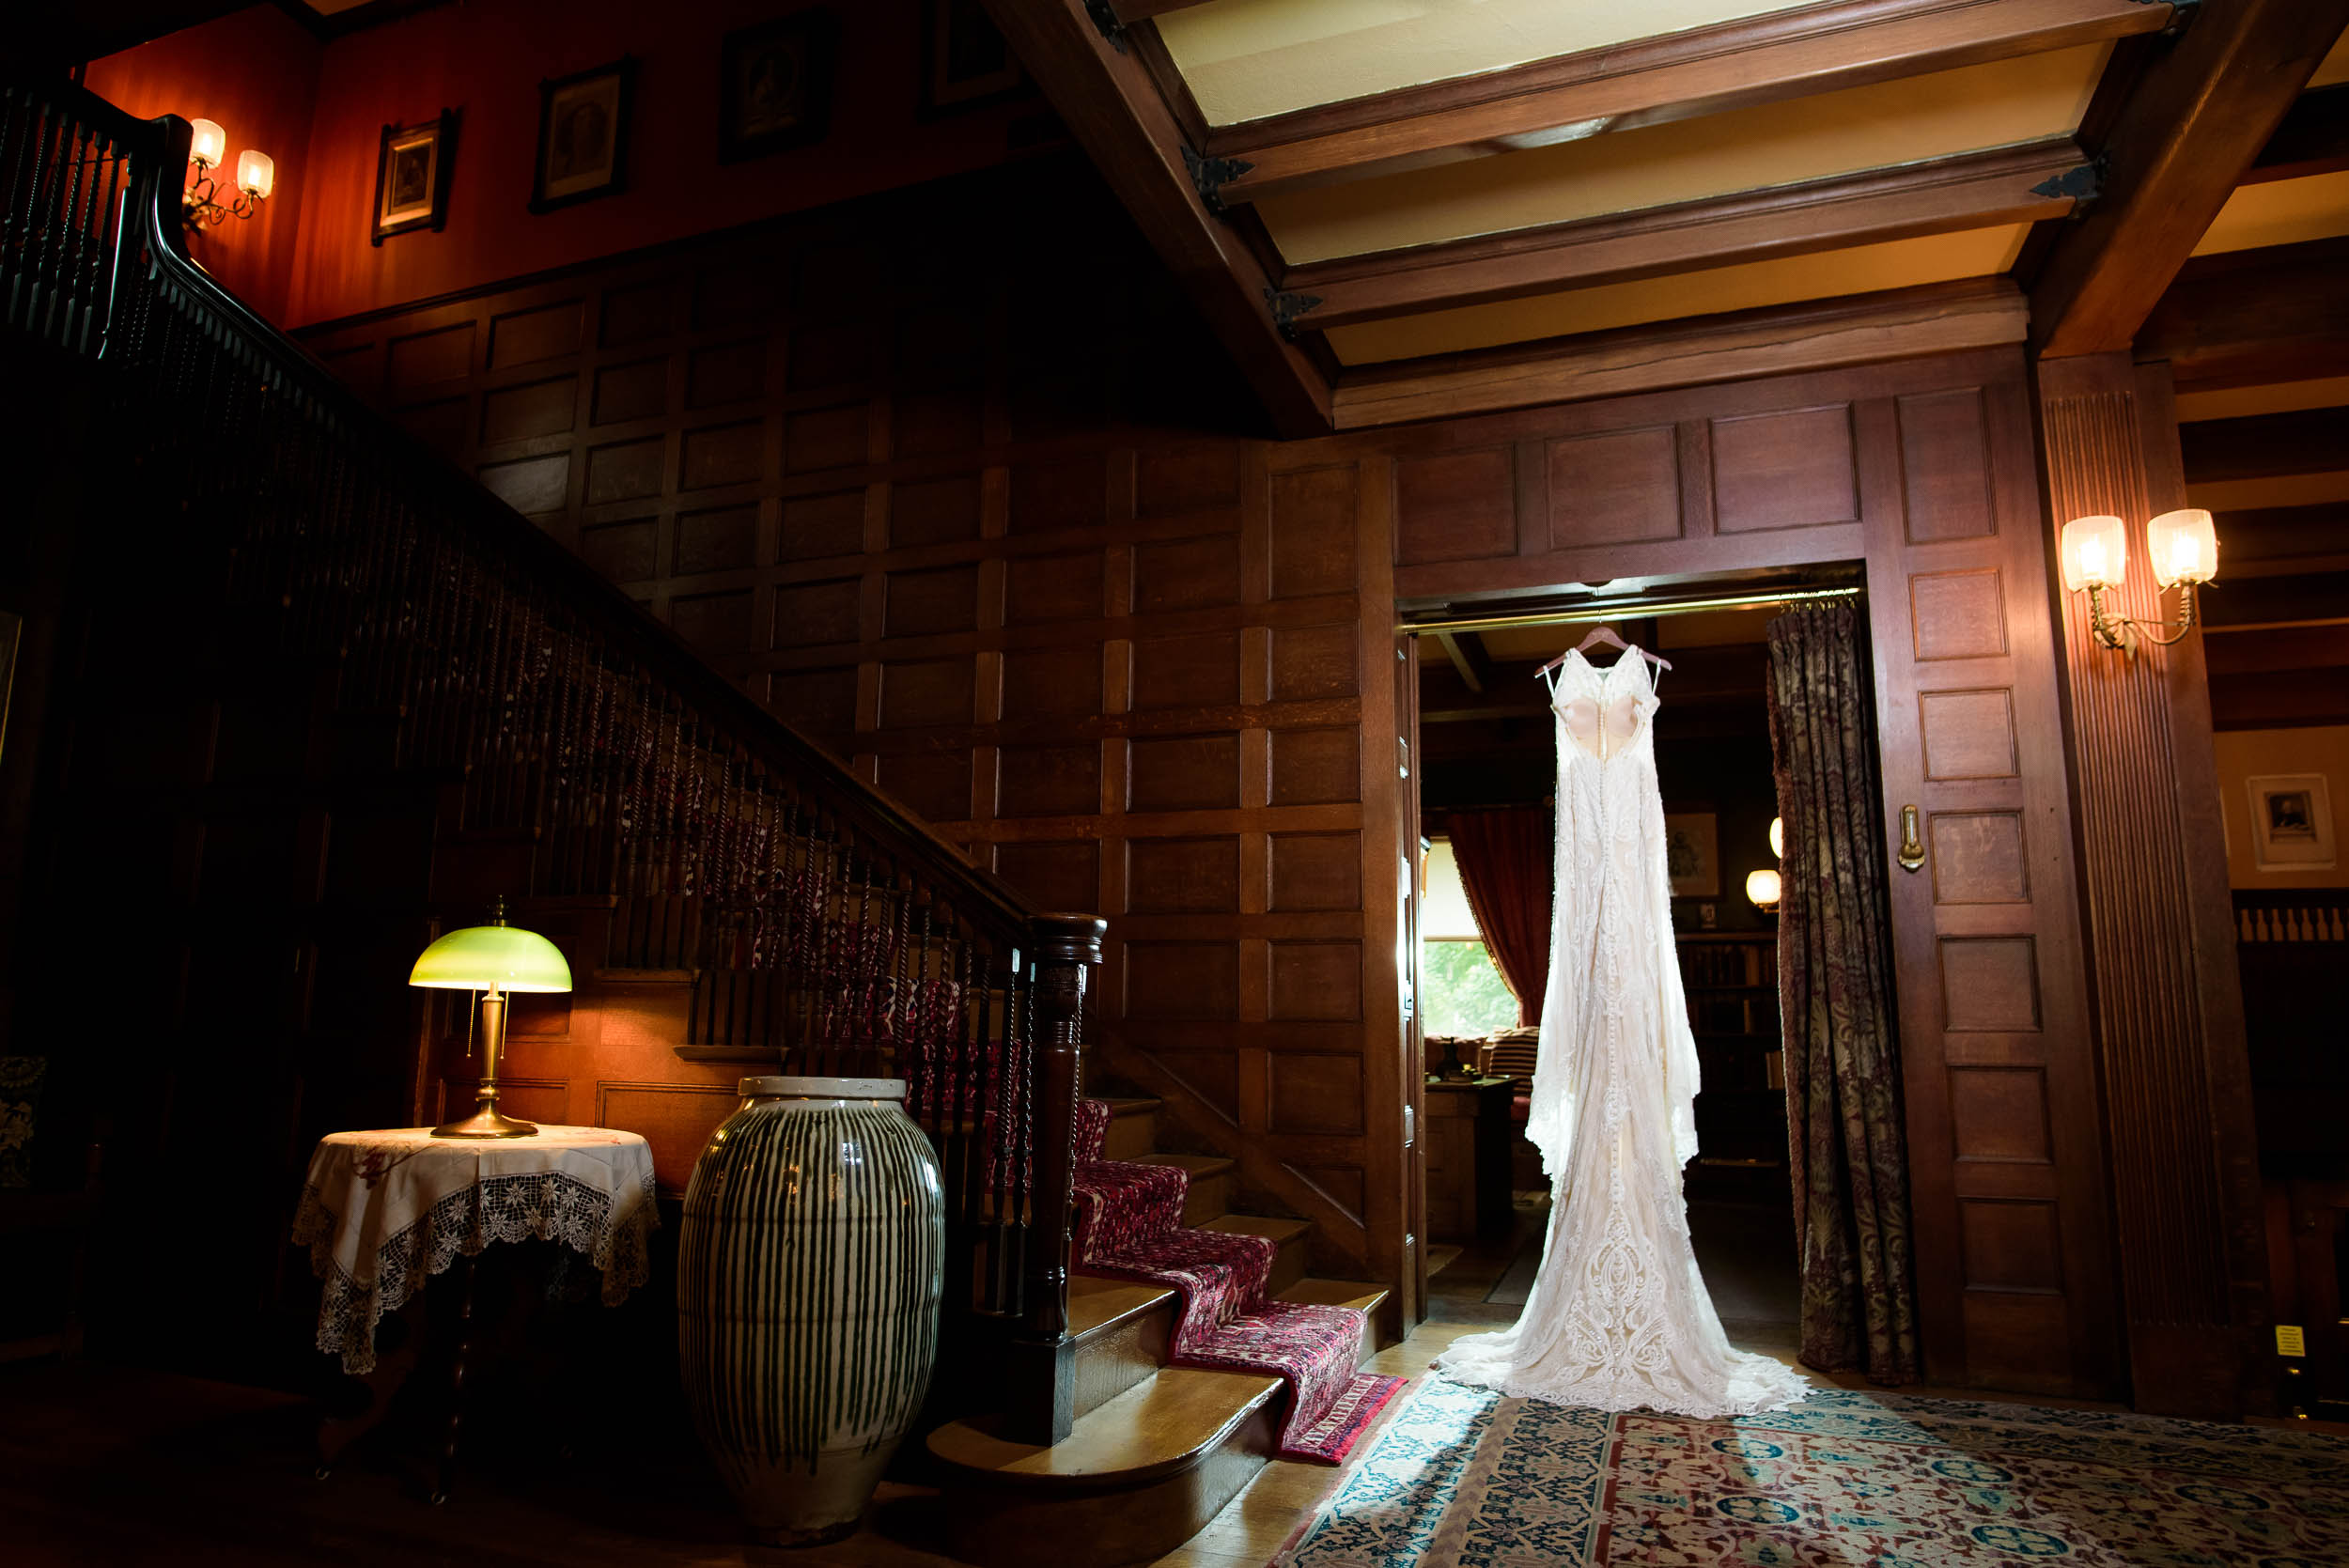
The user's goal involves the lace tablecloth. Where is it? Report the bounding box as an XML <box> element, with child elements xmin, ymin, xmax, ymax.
<box><xmin>291</xmin><ymin>1126</ymin><xmax>660</xmax><ymax>1374</ymax></box>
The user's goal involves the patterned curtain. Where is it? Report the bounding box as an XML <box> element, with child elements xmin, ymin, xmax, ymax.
<box><xmin>1766</xmin><ymin>601</ymin><xmax>1920</xmax><ymax>1383</ymax></box>
<box><xmin>1445</xmin><ymin>807</ymin><xmax>1554</xmax><ymax>1028</ymax></box>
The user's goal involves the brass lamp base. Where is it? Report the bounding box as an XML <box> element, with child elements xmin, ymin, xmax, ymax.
<box><xmin>431</xmin><ymin>1102</ymin><xmax>539</xmax><ymax>1139</ymax></box>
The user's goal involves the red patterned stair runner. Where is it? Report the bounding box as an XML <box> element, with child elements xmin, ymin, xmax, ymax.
<box><xmin>1070</xmin><ymin>1100</ymin><xmax>1405</xmax><ymax>1464</ymax></box>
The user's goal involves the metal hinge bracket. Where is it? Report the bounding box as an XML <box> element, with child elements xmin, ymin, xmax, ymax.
<box><xmin>1263</xmin><ymin>287</ymin><xmax>1322</xmax><ymax>340</ymax></box>
<box><xmin>1182</xmin><ymin>145</ymin><xmax>1254</xmax><ymax>216</ymax></box>
<box><xmin>1083</xmin><ymin>0</ymin><xmax>1128</xmax><ymax>52</ymax></box>
<box><xmin>2032</xmin><ymin>156</ymin><xmax>2107</xmax><ymax>214</ymax></box>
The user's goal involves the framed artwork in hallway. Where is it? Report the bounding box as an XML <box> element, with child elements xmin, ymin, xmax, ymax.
<box><xmin>1664</xmin><ymin>811</ymin><xmax>1719</xmax><ymax>898</ymax></box>
<box><xmin>919</xmin><ymin>0</ymin><xmax>1024</xmax><ymax>117</ymax></box>
<box><xmin>718</xmin><ymin>10</ymin><xmax>837</xmax><ymax>163</ymax></box>
<box><xmin>2249</xmin><ymin>773</ymin><xmax>2337</xmax><ymax>872</ymax></box>
<box><xmin>531</xmin><ymin>56</ymin><xmax>636</xmax><ymax>214</ymax></box>
<box><xmin>372</xmin><ymin>109</ymin><xmax>458</xmax><ymax>244</ymax></box>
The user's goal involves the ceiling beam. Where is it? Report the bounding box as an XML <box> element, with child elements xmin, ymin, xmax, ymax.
<box><xmin>2181</xmin><ymin>408</ymin><xmax>2349</xmax><ymax>484</ymax></box>
<box><xmin>1330</xmin><ymin>276</ymin><xmax>2027</xmax><ymax>429</ymax></box>
<box><xmin>1283</xmin><ymin>139</ymin><xmax>2088</xmax><ymax>334</ymax></box>
<box><xmin>978</xmin><ymin>0</ymin><xmax>1334</xmax><ymax>437</ymax></box>
<box><xmin>2137</xmin><ymin>234</ymin><xmax>2349</xmax><ymax>390</ymax></box>
<box><xmin>2030</xmin><ymin>0</ymin><xmax>2349</xmax><ymax>358</ymax></box>
<box><xmin>1200</xmin><ymin>0</ymin><xmax>2175</xmax><ymax>207</ymax></box>
<box><xmin>2208</xmin><ymin>502</ymin><xmax>2349</xmax><ymax>578</ymax></box>
<box><xmin>1433</xmin><ymin>630</ymin><xmax>1494</xmax><ymax>694</ymax></box>
<box><xmin>2245</xmin><ymin>82</ymin><xmax>2349</xmax><ymax>183</ymax></box>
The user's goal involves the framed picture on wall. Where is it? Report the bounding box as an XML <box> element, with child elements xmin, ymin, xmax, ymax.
<box><xmin>919</xmin><ymin>0</ymin><xmax>1025</xmax><ymax>117</ymax></box>
<box><xmin>373</xmin><ymin>109</ymin><xmax>459</xmax><ymax>244</ymax></box>
<box><xmin>532</xmin><ymin>56</ymin><xmax>636</xmax><ymax>213</ymax></box>
<box><xmin>1663</xmin><ymin>811</ymin><xmax>1719</xmax><ymax>897</ymax></box>
<box><xmin>719</xmin><ymin>10</ymin><xmax>838</xmax><ymax>163</ymax></box>
<box><xmin>2248</xmin><ymin>773</ymin><xmax>2337</xmax><ymax>871</ymax></box>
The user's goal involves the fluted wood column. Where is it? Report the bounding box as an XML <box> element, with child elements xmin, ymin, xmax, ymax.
<box><xmin>2035</xmin><ymin>353</ymin><xmax>2267</xmax><ymax>1420</ymax></box>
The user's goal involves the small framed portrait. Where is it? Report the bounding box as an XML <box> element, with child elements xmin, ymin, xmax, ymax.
<box><xmin>373</xmin><ymin>109</ymin><xmax>459</xmax><ymax>244</ymax></box>
<box><xmin>919</xmin><ymin>0</ymin><xmax>1025</xmax><ymax>117</ymax></box>
<box><xmin>1664</xmin><ymin>812</ymin><xmax>1720</xmax><ymax>898</ymax></box>
<box><xmin>532</xmin><ymin>56</ymin><xmax>636</xmax><ymax>214</ymax></box>
<box><xmin>719</xmin><ymin>10</ymin><xmax>838</xmax><ymax>164</ymax></box>
<box><xmin>2248</xmin><ymin>774</ymin><xmax>2337</xmax><ymax>872</ymax></box>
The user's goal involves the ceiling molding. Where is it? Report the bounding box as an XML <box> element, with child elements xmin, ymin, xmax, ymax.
<box><xmin>1281</xmin><ymin>138</ymin><xmax>2088</xmax><ymax>333</ymax></box>
<box><xmin>2246</xmin><ymin>83</ymin><xmax>2349</xmax><ymax>185</ymax></box>
<box><xmin>978</xmin><ymin>0</ymin><xmax>1334</xmax><ymax>438</ymax></box>
<box><xmin>1329</xmin><ymin>276</ymin><xmax>2027</xmax><ymax>428</ymax></box>
<box><xmin>1195</xmin><ymin>0</ymin><xmax>2174</xmax><ymax>206</ymax></box>
<box><xmin>2030</xmin><ymin>0</ymin><xmax>2349</xmax><ymax>358</ymax></box>
<box><xmin>2136</xmin><ymin>234</ymin><xmax>2349</xmax><ymax>390</ymax></box>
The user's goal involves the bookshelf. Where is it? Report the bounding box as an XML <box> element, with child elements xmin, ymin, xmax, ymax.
<box><xmin>1676</xmin><ymin>933</ymin><xmax>1788</xmax><ymax>1199</ymax></box>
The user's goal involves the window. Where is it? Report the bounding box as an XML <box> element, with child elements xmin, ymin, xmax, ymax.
<box><xmin>1420</xmin><ymin>837</ymin><xmax>1518</xmax><ymax>1037</ymax></box>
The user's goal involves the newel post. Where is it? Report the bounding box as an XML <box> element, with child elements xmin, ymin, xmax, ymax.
<box><xmin>1009</xmin><ymin>912</ymin><xmax>1105</xmax><ymax>1445</ymax></box>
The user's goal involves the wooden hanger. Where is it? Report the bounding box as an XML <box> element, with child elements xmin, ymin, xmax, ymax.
<box><xmin>1535</xmin><ymin>622</ymin><xmax>1672</xmax><ymax>677</ymax></box>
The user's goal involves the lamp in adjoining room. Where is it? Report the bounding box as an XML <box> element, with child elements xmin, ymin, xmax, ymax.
<box><xmin>1767</xmin><ymin>815</ymin><xmax>1782</xmax><ymax>859</ymax></box>
<box><xmin>2061</xmin><ymin>509</ymin><xmax>2218</xmax><ymax>656</ymax></box>
<box><xmin>411</xmin><ymin>899</ymin><xmax>572</xmax><ymax>1139</ymax></box>
<box><xmin>182</xmin><ymin>117</ymin><xmax>271</xmax><ymax>229</ymax></box>
<box><xmin>1746</xmin><ymin>867</ymin><xmax>1781</xmax><ymax>914</ymax></box>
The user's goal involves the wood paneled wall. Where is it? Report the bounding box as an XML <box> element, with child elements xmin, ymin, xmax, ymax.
<box><xmin>297</xmin><ymin>171</ymin><xmax>1401</xmax><ymax>1281</ymax></box>
<box><xmin>2037</xmin><ymin>353</ymin><xmax>2266</xmax><ymax>1419</ymax></box>
<box><xmin>299</xmin><ymin>163</ymin><xmax>2134</xmax><ymax>1398</ymax></box>
<box><xmin>1293</xmin><ymin>345</ymin><xmax>2121</xmax><ymax>1398</ymax></box>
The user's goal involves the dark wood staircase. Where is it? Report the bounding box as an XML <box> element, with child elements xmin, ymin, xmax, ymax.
<box><xmin>924</xmin><ymin>1096</ymin><xmax>1388</xmax><ymax>1568</ymax></box>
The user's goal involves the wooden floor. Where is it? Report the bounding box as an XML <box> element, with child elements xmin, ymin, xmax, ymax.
<box><xmin>0</xmin><ymin>1323</ymin><xmax>1476</xmax><ymax>1568</ymax></box>
<box><xmin>0</xmin><ymin>1204</ymin><xmax>1819</xmax><ymax>1567</ymax></box>
<box><xmin>6</xmin><ymin>1317</ymin><xmax>2331</xmax><ymax>1567</ymax></box>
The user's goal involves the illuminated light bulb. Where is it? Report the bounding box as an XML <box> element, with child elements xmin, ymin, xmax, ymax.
<box><xmin>189</xmin><ymin>118</ymin><xmax>226</xmax><ymax>169</ymax></box>
<box><xmin>2147</xmin><ymin>507</ymin><xmax>2218</xmax><ymax>588</ymax></box>
<box><xmin>236</xmin><ymin>149</ymin><xmax>273</xmax><ymax>200</ymax></box>
<box><xmin>1767</xmin><ymin>816</ymin><xmax>1782</xmax><ymax>859</ymax></box>
<box><xmin>1746</xmin><ymin>868</ymin><xmax>1781</xmax><ymax>910</ymax></box>
<box><xmin>2061</xmin><ymin>515</ymin><xmax>2127</xmax><ymax>593</ymax></box>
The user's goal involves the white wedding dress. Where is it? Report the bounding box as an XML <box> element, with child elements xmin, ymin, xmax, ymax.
<box><xmin>1435</xmin><ymin>646</ymin><xmax>1808</xmax><ymax>1417</ymax></box>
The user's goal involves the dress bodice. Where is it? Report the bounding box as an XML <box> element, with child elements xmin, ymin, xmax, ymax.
<box><xmin>1549</xmin><ymin>646</ymin><xmax>1657</xmax><ymax>761</ymax></box>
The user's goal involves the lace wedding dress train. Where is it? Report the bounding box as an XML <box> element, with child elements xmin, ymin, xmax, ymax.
<box><xmin>1435</xmin><ymin>646</ymin><xmax>1808</xmax><ymax>1418</ymax></box>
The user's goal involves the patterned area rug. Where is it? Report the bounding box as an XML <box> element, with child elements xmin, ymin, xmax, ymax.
<box><xmin>1275</xmin><ymin>1374</ymin><xmax>2349</xmax><ymax>1565</ymax></box>
<box><xmin>1071</xmin><ymin>1099</ymin><xmax>1405</xmax><ymax>1464</ymax></box>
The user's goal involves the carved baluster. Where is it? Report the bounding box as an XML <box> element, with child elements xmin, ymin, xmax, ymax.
<box><xmin>1010</xmin><ymin>913</ymin><xmax>1105</xmax><ymax>1445</ymax></box>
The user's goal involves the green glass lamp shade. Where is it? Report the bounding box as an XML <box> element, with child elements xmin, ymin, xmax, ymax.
<box><xmin>410</xmin><ymin>924</ymin><xmax>573</xmax><ymax>993</ymax></box>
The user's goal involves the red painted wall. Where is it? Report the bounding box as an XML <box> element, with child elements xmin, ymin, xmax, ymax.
<box><xmin>82</xmin><ymin>6</ymin><xmax>323</xmax><ymax>325</ymax></box>
<box><xmin>94</xmin><ymin>0</ymin><xmax>1050</xmax><ymax>331</ymax></box>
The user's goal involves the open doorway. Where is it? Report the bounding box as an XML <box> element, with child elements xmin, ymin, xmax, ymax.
<box><xmin>1409</xmin><ymin>586</ymin><xmax>1853</xmax><ymax>1355</ymax></box>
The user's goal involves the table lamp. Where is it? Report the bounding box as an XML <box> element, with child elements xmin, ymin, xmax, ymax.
<box><xmin>412</xmin><ymin>898</ymin><xmax>572</xmax><ymax>1138</ymax></box>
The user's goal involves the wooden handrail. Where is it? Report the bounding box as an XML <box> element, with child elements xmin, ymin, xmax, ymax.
<box><xmin>109</xmin><ymin>108</ymin><xmax>1042</xmax><ymax>945</ymax></box>
<box><xmin>10</xmin><ymin>68</ymin><xmax>1106</xmax><ymax>1412</ymax></box>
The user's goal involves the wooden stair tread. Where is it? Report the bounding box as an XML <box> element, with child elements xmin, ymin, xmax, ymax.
<box><xmin>1202</xmin><ymin>1213</ymin><xmax>1310</xmax><ymax>1246</ymax></box>
<box><xmin>1067</xmin><ymin>1275</ymin><xmax>1175</xmax><ymax>1339</ymax></box>
<box><xmin>1102</xmin><ymin>1097</ymin><xmax>1161</xmax><ymax>1117</ymax></box>
<box><xmin>926</xmin><ymin>1366</ymin><xmax>1282</xmax><ymax>1484</ymax></box>
<box><xmin>1277</xmin><ymin>1278</ymin><xmax>1389</xmax><ymax>1313</ymax></box>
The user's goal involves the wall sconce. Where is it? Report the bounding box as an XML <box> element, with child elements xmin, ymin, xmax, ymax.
<box><xmin>2061</xmin><ymin>508</ymin><xmax>2218</xmax><ymax>656</ymax></box>
<box><xmin>1748</xmin><ymin>815</ymin><xmax>1784</xmax><ymax>914</ymax></box>
<box><xmin>183</xmin><ymin>117</ymin><xmax>272</xmax><ymax>230</ymax></box>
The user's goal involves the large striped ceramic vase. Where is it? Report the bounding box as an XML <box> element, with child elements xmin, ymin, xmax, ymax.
<box><xmin>677</xmin><ymin>1075</ymin><xmax>944</xmax><ymax>1546</ymax></box>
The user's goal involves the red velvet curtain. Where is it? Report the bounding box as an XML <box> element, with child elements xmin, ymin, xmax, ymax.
<box><xmin>1444</xmin><ymin>808</ymin><xmax>1553</xmax><ymax>1028</ymax></box>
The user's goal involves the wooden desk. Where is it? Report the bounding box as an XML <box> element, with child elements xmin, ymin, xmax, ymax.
<box><xmin>1423</xmin><ymin>1078</ymin><xmax>1513</xmax><ymax>1242</ymax></box>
